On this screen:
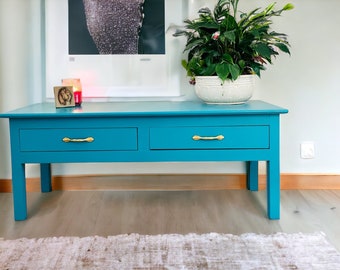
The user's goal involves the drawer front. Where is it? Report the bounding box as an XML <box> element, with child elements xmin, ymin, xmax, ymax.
<box><xmin>150</xmin><ymin>126</ymin><xmax>269</xmax><ymax>150</ymax></box>
<box><xmin>20</xmin><ymin>128</ymin><xmax>137</xmax><ymax>151</ymax></box>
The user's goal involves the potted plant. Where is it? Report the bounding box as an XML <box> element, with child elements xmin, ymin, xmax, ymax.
<box><xmin>174</xmin><ymin>0</ymin><xmax>294</xmax><ymax>104</ymax></box>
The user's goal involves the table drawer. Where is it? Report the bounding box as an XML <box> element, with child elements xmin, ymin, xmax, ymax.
<box><xmin>20</xmin><ymin>128</ymin><xmax>137</xmax><ymax>151</ymax></box>
<box><xmin>150</xmin><ymin>126</ymin><xmax>269</xmax><ymax>150</ymax></box>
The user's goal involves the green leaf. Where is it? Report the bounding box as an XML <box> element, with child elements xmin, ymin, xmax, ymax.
<box><xmin>264</xmin><ymin>3</ymin><xmax>276</xmax><ymax>13</ymax></box>
<box><xmin>181</xmin><ymin>60</ymin><xmax>195</xmax><ymax>77</ymax></box>
<box><xmin>283</xmin><ymin>3</ymin><xmax>294</xmax><ymax>11</ymax></box>
<box><xmin>184</xmin><ymin>39</ymin><xmax>204</xmax><ymax>52</ymax></box>
<box><xmin>172</xmin><ymin>30</ymin><xmax>188</xmax><ymax>37</ymax></box>
<box><xmin>238</xmin><ymin>8</ymin><xmax>261</xmax><ymax>28</ymax></box>
<box><xmin>202</xmin><ymin>64</ymin><xmax>217</xmax><ymax>76</ymax></box>
<box><xmin>181</xmin><ymin>60</ymin><xmax>188</xmax><ymax>70</ymax></box>
<box><xmin>224</xmin><ymin>14</ymin><xmax>238</xmax><ymax>30</ymax></box>
<box><xmin>238</xmin><ymin>60</ymin><xmax>245</xmax><ymax>70</ymax></box>
<box><xmin>250</xmin><ymin>62</ymin><xmax>265</xmax><ymax>77</ymax></box>
<box><xmin>275</xmin><ymin>43</ymin><xmax>291</xmax><ymax>55</ymax></box>
<box><xmin>223</xmin><ymin>30</ymin><xmax>236</xmax><ymax>42</ymax></box>
<box><xmin>198</xmin><ymin>7</ymin><xmax>212</xmax><ymax>15</ymax></box>
<box><xmin>222</xmin><ymin>53</ymin><xmax>233</xmax><ymax>64</ymax></box>
<box><xmin>216</xmin><ymin>63</ymin><xmax>230</xmax><ymax>81</ymax></box>
<box><xmin>253</xmin><ymin>43</ymin><xmax>274</xmax><ymax>60</ymax></box>
<box><xmin>228</xmin><ymin>64</ymin><xmax>241</xmax><ymax>80</ymax></box>
<box><xmin>191</xmin><ymin>21</ymin><xmax>219</xmax><ymax>30</ymax></box>
<box><xmin>187</xmin><ymin>57</ymin><xmax>203</xmax><ymax>75</ymax></box>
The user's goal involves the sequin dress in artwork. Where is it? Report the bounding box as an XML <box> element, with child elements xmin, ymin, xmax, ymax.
<box><xmin>83</xmin><ymin>0</ymin><xmax>145</xmax><ymax>54</ymax></box>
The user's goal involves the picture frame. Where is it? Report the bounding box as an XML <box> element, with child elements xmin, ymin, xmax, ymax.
<box><xmin>54</xmin><ymin>86</ymin><xmax>76</xmax><ymax>108</ymax></box>
<box><xmin>44</xmin><ymin>0</ymin><xmax>187</xmax><ymax>100</ymax></box>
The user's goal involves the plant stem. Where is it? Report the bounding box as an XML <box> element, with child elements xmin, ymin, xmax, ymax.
<box><xmin>232</xmin><ymin>0</ymin><xmax>239</xmax><ymax>18</ymax></box>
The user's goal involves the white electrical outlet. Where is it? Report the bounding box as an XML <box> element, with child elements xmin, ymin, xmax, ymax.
<box><xmin>300</xmin><ymin>142</ymin><xmax>315</xmax><ymax>159</ymax></box>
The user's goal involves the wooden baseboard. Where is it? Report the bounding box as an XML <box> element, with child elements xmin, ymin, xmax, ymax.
<box><xmin>1</xmin><ymin>173</ymin><xmax>340</xmax><ymax>192</ymax></box>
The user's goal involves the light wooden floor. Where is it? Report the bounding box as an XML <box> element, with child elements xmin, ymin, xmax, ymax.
<box><xmin>1</xmin><ymin>188</ymin><xmax>340</xmax><ymax>251</ymax></box>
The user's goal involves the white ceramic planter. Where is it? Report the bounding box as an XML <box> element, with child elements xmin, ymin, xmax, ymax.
<box><xmin>194</xmin><ymin>75</ymin><xmax>255</xmax><ymax>104</ymax></box>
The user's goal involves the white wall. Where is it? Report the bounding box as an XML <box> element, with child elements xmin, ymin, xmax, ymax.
<box><xmin>0</xmin><ymin>0</ymin><xmax>44</xmax><ymax>179</ymax></box>
<box><xmin>251</xmin><ymin>0</ymin><xmax>340</xmax><ymax>173</ymax></box>
<box><xmin>1</xmin><ymin>0</ymin><xmax>340</xmax><ymax>179</ymax></box>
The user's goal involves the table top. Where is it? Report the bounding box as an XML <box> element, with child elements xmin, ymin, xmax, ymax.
<box><xmin>0</xmin><ymin>100</ymin><xmax>288</xmax><ymax>119</ymax></box>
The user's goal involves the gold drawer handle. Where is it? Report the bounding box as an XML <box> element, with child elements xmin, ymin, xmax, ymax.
<box><xmin>192</xmin><ymin>135</ymin><xmax>224</xmax><ymax>141</ymax></box>
<box><xmin>62</xmin><ymin>137</ymin><xmax>94</xmax><ymax>143</ymax></box>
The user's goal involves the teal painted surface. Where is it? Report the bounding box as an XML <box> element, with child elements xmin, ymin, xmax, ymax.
<box><xmin>0</xmin><ymin>101</ymin><xmax>287</xmax><ymax>221</ymax></box>
<box><xmin>0</xmin><ymin>100</ymin><xmax>288</xmax><ymax>118</ymax></box>
<box><xmin>150</xmin><ymin>126</ymin><xmax>269</xmax><ymax>150</ymax></box>
<box><xmin>20</xmin><ymin>128</ymin><xmax>138</xmax><ymax>151</ymax></box>
<box><xmin>40</xmin><ymin>163</ymin><xmax>52</xmax><ymax>193</ymax></box>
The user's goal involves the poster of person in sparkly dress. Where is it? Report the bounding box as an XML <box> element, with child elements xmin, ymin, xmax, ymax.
<box><xmin>68</xmin><ymin>0</ymin><xmax>165</xmax><ymax>55</ymax></box>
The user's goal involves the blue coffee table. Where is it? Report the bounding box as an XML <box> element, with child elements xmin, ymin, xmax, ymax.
<box><xmin>0</xmin><ymin>100</ymin><xmax>288</xmax><ymax>220</ymax></box>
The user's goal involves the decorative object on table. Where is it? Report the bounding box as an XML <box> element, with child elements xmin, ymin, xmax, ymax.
<box><xmin>53</xmin><ymin>86</ymin><xmax>75</xmax><ymax>108</ymax></box>
<box><xmin>194</xmin><ymin>75</ymin><xmax>254</xmax><ymax>104</ymax></box>
<box><xmin>1</xmin><ymin>232</ymin><xmax>339</xmax><ymax>269</ymax></box>
<box><xmin>174</xmin><ymin>0</ymin><xmax>294</xmax><ymax>104</ymax></box>
<box><xmin>61</xmin><ymin>78</ymin><xmax>82</xmax><ymax>106</ymax></box>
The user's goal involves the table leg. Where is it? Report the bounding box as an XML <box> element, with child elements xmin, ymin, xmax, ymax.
<box><xmin>40</xmin><ymin>163</ymin><xmax>52</xmax><ymax>193</ymax></box>
<box><xmin>12</xmin><ymin>162</ymin><xmax>27</xmax><ymax>221</ymax></box>
<box><xmin>267</xmin><ymin>159</ymin><xmax>280</xmax><ymax>219</ymax></box>
<box><xmin>246</xmin><ymin>161</ymin><xmax>258</xmax><ymax>191</ymax></box>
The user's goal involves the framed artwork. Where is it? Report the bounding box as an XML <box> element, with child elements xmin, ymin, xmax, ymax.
<box><xmin>45</xmin><ymin>0</ymin><xmax>189</xmax><ymax>100</ymax></box>
<box><xmin>69</xmin><ymin>0</ymin><xmax>165</xmax><ymax>55</ymax></box>
<box><xmin>54</xmin><ymin>86</ymin><xmax>75</xmax><ymax>108</ymax></box>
